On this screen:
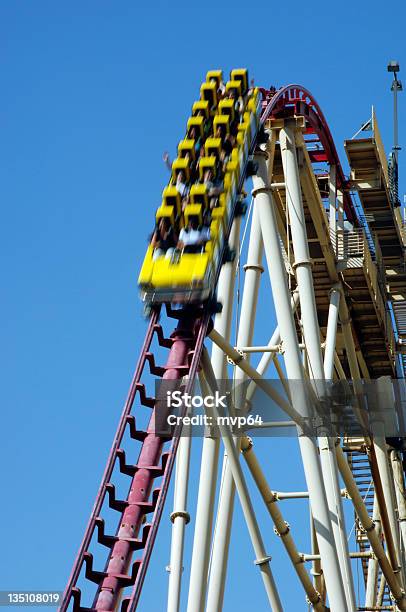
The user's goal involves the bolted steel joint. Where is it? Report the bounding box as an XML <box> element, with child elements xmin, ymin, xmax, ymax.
<box><xmin>241</xmin><ymin>436</ymin><xmax>253</xmax><ymax>454</ymax></box>
<box><xmin>274</xmin><ymin>521</ymin><xmax>290</xmax><ymax>537</ymax></box>
<box><xmin>243</xmin><ymin>263</ymin><xmax>264</xmax><ymax>274</ymax></box>
<box><xmin>305</xmin><ymin>591</ymin><xmax>322</xmax><ymax>606</ymax></box>
<box><xmin>253</xmin><ymin>554</ymin><xmax>272</xmax><ymax>566</ymax></box>
<box><xmin>227</xmin><ymin>349</ymin><xmax>245</xmax><ymax>366</ymax></box>
<box><xmin>170</xmin><ymin>510</ymin><xmax>190</xmax><ymax>524</ymax></box>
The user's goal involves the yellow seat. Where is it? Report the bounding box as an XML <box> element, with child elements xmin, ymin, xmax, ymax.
<box><xmin>230</xmin><ymin>68</ymin><xmax>248</xmax><ymax>94</ymax></box>
<box><xmin>178</xmin><ymin>139</ymin><xmax>196</xmax><ymax>161</ymax></box>
<box><xmin>237</xmin><ymin>121</ymin><xmax>250</xmax><ymax>143</ymax></box>
<box><xmin>213</xmin><ymin>115</ymin><xmax>230</xmax><ymax>137</ymax></box>
<box><xmin>183</xmin><ymin>204</ymin><xmax>203</xmax><ymax>226</ymax></box>
<box><xmin>242</xmin><ymin>111</ymin><xmax>251</xmax><ymax>124</ymax></box>
<box><xmin>237</xmin><ymin>131</ymin><xmax>245</xmax><ymax>147</ymax></box>
<box><xmin>211</xmin><ymin>204</ymin><xmax>227</xmax><ymax>229</ymax></box>
<box><xmin>204</xmin><ymin>240</ymin><xmax>220</xmax><ymax>271</ymax></box>
<box><xmin>231</xmin><ymin>146</ymin><xmax>244</xmax><ymax>176</ymax></box>
<box><xmin>162</xmin><ymin>186</ymin><xmax>182</xmax><ymax>217</ymax></box>
<box><xmin>204</xmin><ymin>138</ymin><xmax>222</xmax><ymax>158</ymax></box>
<box><xmin>206</xmin><ymin>70</ymin><xmax>223</xmax><ymax>87</ymax></box>
<box><xmin>237</xmin><ymin>129</ymin><xmax>249</xmax><ymax>159</ymax></box>
<box><xmin>190</xmin><ymin>184</ymin><xmax>209</xmax><ymax>208</ymax></box>
<box><xmin>156</xmin><ymin>205</ymin><xmax>176</xmax><ymax>225</ymax></box>
<box><xmin>198</xmin><ymin>156</ymin><xmax>217</xmax><ymax>181</ymax></box>
<box><xmin>200</xmin><ymin>82</ymin><xmax>218</xmax><ymax>110</ymax></box>
<box><xmin>219</xmin><ymin>191</ymin><xmax>233</xmax><ymax>210</ymax></box>
<box><xmin>171</xmin><ymin>157</ymin><xmax>191</xmax><ymax>183</ymax></box>
<box><xmin>224</xmin><ymin>171</ymin><xmax>237</xmax><ymax>196</ymax></box>
<box><xmin>226</xmin><ymin>158</ymin><xmax>239</xmax><ymax>181</ymax></box>
<box><xmin>248</xmin><ymin>87</ymin><xmax>260</xmax><ymax>108</ymax></box>
<box><xmin>192</xmin><ymin>100</ymin><xmax>210</xmax><ymax>120</ymax></box>
<box><xmin>241</xmin><ymin>110</ymin><xmax>256</xmax><ymax>141</ymax></box>
<box><xmin>218</xmin><ymin>99</ymin><xmax>235</xmax><ymax>121</ymax></box>
<box><xmin>187</xmin><ymin>116</ymin><xmax>205</xmax><ymax>140</ymax></box>
<box><xmin>247</xmin><ymin>98</ymin><xmax>258</xmax><ymax>115</ymax></box>
<box><xmin>225</xmin><ymin>80</ymin><xmax>243</xmax><ymax>98</ymax></box>
<box><xmin>209</xmin><ymin>218</ymin><xmax>221</xmax><ymax>240</ymax></box>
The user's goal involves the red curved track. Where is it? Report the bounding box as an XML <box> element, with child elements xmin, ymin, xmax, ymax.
<box><xmin>60</xmin><ymin>86</ymin><xmax>357</xmax><ymax>612</ymax></box>
<box><xmin>260</xmin><ymin>84</ymin><xmax>357</xmax><ymax>223</ymax></box>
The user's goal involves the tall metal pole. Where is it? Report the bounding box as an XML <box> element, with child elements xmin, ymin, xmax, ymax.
<box><xmin>201</xmin><ymin>349</ymin><xmax>283</xmax><ymax>612</ymax></box>
<box><xmin>388</xmin><ymin>62</ymin><xmax>402</xmax><ymax>166</ymax></box>
<box><xmin>324</xmin><ymin>287</ymin><xmax>341</xmax><ymax>380</ymax></box>
<box><xmin>206</xmin><ymin>201</ymin><xmax>264</xmax><ymax>611</ymax></box>
<box><xmin>186</xmin><ymin>219</ymin><xmax>240</xmax><ymax>612</ymax></box>
<box><xmin>252</xmin><ymin>146</ymin><xmax>348</xmax><ymax>611</ymax></box>
<box><xmin>167</xmin><ymin>426</ymin><xmax>192</xmax><ymax>612</ymax></box>
<box><xmin>279</xmin><ymin>123</ymin><xmax>355</xmax><ymax>610</ymax></box>
<box><xmin>321</xmin><ymin>287</ymin><xmax>356</xmax><ymax>609</ymax></box>
<box><xmin>365</xmin><ymin>494</ymin><xmax>381</xmax><ymax>608</ymax></box>
<box><xmin>387</xmin><ymin>60</ymin><xmax>402</xmax><ymax>208</ymax></box>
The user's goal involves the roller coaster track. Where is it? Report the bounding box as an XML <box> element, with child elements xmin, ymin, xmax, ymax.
<box><xmin>61</xmin><ymin>80</ymin><xmax>406</xmax><ymax>611</ymax></box>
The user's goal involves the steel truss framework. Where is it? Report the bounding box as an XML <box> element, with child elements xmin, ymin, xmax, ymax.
<box><xmin>61</xmin><ymin>85</ymin><xmax>406</xmax><ymax>611</ymax></box>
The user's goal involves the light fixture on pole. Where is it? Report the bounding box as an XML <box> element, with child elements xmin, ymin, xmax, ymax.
<box><xmin>387</xmin><ymin>60</ymin><xmax>402</xmax><ymax>164</ymax></box>
<box><xmin>387</xmin><ymin>61</ymin><xmax>402</xmax><ymax>207</ymax></box>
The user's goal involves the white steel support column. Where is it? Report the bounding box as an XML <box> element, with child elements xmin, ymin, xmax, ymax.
<box><xmin>186</xmin><ymin>219</ymin><xmax>240</xmax><ymax>612</ymax></box>
<box><xmin>167</xmin><ymin>431</ymin><xmax>192</xmax><ymax>612</ymax></box>
<box><xmin>253</xmin><ymin>147</ymin><xmax>348</xmax><ymax>611</ymax></box>
<box><xmin>279</xmin><ymin>124</ymin><xmax>325</xmax><ymax>385</ymax></box>
<box><xmin>310</xmin><ymin>511</ymin><xmax>325</xmax><ymax>602</ymax></box>
<box><xmin>365</xmin><ymin>495</ymin><xmax>381</xmax><ymax>608</ymax></box>
<box><xmin>206</xmin><ymin>201</ymin><xmax>264</xmax><ymax>611</ymax></box>
<box><xmin>324</xmin><ymin>287</ymin><xmax>341</xmax><ymax>380</ymax></box>
<box><xmin>201</xmin><ymin>349</ymin><xmax>283</xmax><ymax>612</ymax></box>
<box><xmin>322</xmin><ymin>288</ymin><xmax>356</xmax><ymax>609</ymax></box>
<box><xmin>279</xmin><ymin>125</ymin><xmax>353</xmax><ymax>610</ymax></box>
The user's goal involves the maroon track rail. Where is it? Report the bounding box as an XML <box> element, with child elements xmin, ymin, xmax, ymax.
<box><xmin>61</xmin><ymin>84</ymin><xmax>358</xmax><ymax>612</ymax></box>
<box><xmin>260</xmin><ymin>84</ymin><xmax>357</xmax><ymax>223</ymax></box>
<box><xmin>60</xmin><ymin>308</ymin><xmax>210</xmax><ymax>611</ymax></box>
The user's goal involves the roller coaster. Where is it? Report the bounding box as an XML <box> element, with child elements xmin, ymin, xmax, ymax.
<box><xmin>61</xmin><ymin>69</ymin><xmax>406</xmax><ymax>611</ymax></box>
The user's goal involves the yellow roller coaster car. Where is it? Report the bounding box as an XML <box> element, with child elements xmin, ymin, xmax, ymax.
<box><xmin>138</xmin><ymin>70</ymin><xmax>261</xmax><ymax>305</ymax></box>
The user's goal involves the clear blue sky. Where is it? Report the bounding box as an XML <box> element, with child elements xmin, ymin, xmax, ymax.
<box><xmin>1</xmin><ymin>1</ymin><xmax>405</xmax><ymax>610</ymax></box>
